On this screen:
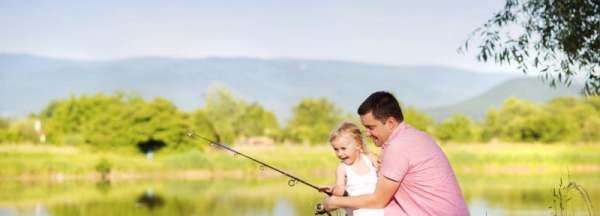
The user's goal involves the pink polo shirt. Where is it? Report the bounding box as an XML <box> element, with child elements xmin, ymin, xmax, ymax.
<box><xmin>380</xmin><ymin>122</ymin><xmax>468</xmax><ymax>216</ymax></box>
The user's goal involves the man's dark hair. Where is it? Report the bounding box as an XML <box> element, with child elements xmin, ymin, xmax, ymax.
<box><xmin>357</xmin><ymin>91</ymin><xmax>404</xmax><ymax>123</ymax></box>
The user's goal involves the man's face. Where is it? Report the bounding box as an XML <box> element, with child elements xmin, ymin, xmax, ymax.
<box><xmin>360</xmin><ymin>112</ymin><xmax>394</xmax><ymax>147</ymax></box>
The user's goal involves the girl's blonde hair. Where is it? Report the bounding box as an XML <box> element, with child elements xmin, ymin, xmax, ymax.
<box><xmin>329</xmin><ymin>122</ymin><xmax>368</xmax><ymax>153</ymax></box>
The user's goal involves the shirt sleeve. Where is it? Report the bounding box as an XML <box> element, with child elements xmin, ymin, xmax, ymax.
<box><xmin>380</xmin><ymin>141</ymin><xmax>409</xmax><ymax>182</ymax></box>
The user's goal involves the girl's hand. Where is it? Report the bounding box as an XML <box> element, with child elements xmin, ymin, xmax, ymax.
<box><xmin>318</xmin><ymin>186</ymin><xmax>333</xmax><ymax>194</ymax></box>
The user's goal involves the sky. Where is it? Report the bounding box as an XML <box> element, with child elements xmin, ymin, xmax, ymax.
<box><xmin>0</xmin><ymin>0</ymin><xmax>517</xmax><ymax>73</ymax></box>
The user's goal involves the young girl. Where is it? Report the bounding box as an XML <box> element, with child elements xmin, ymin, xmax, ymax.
<box><xmin>321</xmin><ymin>122</ymin><xmax>383</xmax><ymax>216</ymax></box>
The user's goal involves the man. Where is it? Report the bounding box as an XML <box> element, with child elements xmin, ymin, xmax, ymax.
<box><xmin>323</xmin><ymin>91</ymin><xmax>469</xmax><ymax>215</ymax></box>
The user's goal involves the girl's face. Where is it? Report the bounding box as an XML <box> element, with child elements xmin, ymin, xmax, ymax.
<box><xmin>331</xmin><ymin>135</ymin><xmax>362</xmax><ymax>165</ymax></box>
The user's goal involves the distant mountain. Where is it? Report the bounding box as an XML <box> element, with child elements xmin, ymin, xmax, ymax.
<box><xmin>0</xmin><ymin>53</ymin><xmax>533</xmax><ymax>122</ymax></box>
<box><xmin>423</xmin><ymin>77</ymin><xmax>582</xmax><ymax>122</ymax></box>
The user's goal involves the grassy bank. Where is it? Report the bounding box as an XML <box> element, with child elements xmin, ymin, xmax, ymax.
<box><xmin>1</xmin><ymin>143</ymin><xmax>599</xmax><ymax>180</ymax></box>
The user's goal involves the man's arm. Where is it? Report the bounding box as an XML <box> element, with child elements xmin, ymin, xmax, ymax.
<box><xmin>324</xmin><ymin>175</ymin><xmax>401</xmax><ymax>210</ymax></box>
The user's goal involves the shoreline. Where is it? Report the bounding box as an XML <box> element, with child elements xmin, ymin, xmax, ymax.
<box><xmin>1</xmin><ymin>164</ymin><xmax>599</xmax><ymax>183</ymax></box>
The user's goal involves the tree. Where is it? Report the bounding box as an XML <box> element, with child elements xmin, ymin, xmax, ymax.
<box><xmin>0</xmin><ymin>118</ymin><xmax>9</xmax><ymax>129</ymax></box>
<box><xmin>462</xmin><ymin>0</ymin><xmax>600</xmax><ymax>95</ymax></box>
<box><xmin>200</xmin><ymin>85</ymin><xmax>281</xmax><ymax>144</ymax></box>
<box><xmin>581</xmin><ymin>116</ymin><xmax>600</xmax><ymax>142</ymax></box>
<box><xmin>285</xmin><ymin>97</ymin><xmax>343</xmax><ymax>144</ymax></box>
<box><xmin>484</xmin><ymin>97</ymin><xmax>569</xmax><ymax>143</ymax></box>
<box><xmin>40</xmin><ymin>93</ymin><xmax>126</xmax><ymax>145</ymax></box>
<box><xmin>189</xmin><ymin>110</ymin><xmax>220</xmax><ymax>149</ymax></box>
<box><xmin>547</xmin><ymin>96</ymin><xmax>600</xmax><ymax>142</ymax></box>
<box><xmin>403</xmin><ymin>106</ymin><xmax>435</xmax><ymax>133</ymax></box>
<box><xmin>201</xmin><ymin>85</ymin><xmax>245</xmax><ymax>144</ymax></box>
<box><xmin>39</xmin><ymin>93</ymin><xmax>211</xmax><ymax>151</ymax></box>
<box><xmin>0</xmin><ymin>118</ymin><xmax>39</xmax><ymax>143</ymax></box>
<box><xmin>434</xmin><ymin>115</ymin><xmax>481</xmax><ymax>143</ymax></box>
<box><xmin>125</xmin><ymin>98</ymin><xmax>191</xmax><ymax>150</ymax></box>
<box><xmin>79</xmin><ymin>95</ymin><xmax>134</xmax><ymax>148</ymax></box>
<box><xmin>580</xmin><ymin>96</ymin><xmax>600</xmax><ymax>141</ymax></box>
<box><xmin>0</xmin><ymin>118</ymin><xmax>10</xmax><ymax>143</ymax></box>
<box><xmin>234</xmin><ymin>103</ymin><xmax>280</xmax><ymax>139</ymax></box>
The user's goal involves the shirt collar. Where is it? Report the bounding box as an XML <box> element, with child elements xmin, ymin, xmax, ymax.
<box><xmin>383</xmin><ymin>121</ymin><xmax>408</xmax><ymax>148</ymax></box>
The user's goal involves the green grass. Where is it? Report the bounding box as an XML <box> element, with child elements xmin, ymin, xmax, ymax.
<box><xmin>0</xmin><ymin>143</ymin><xmax>598</xmax><ymax>179</ymax></box>
<box><xmin>0</xmin><ymin>144</ymin><xmax>163</xmax><ymax>177</ymax></box>
<box><xmin>443</xmin><ymin>143</ymin><xmax>600</xmax><ymax>176</ymax></box>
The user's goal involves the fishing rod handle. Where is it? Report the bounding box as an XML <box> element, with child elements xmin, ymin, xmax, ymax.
<box><xmin>319</xmin><ymin>188</ymin><xmax>348</xmax><ymax>197</ymax></box>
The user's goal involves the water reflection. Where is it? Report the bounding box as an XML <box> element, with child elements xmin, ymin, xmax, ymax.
<box><xmin>136</xmin><ymin>189</ymin><xmax>164</xmax><ymax>211</ymax></box>
<box><xmin>34</xmin><ymin>203</ymin><xmax>49</xmax><ymax>216</ymax></box>
<box><xmin>0</xmin><ymin>176</ymin><xmax>596</xmax><ymax>216</ymax></box>
<box><xmin>95</xmin><ymin>179</ymin><xmax>111</xmax><ymax>194</ymax></box>
<box><xmin>272</xmin><ymin>199</ymin><xmax>296</xmax><ymax>216</ymax></box>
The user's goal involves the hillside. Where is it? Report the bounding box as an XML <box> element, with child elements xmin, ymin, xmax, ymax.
<box><xmin>0</xmin><ymin>54</ymin><xmax>514</xmax><ymax>120</ymax></box>
<box><xmin>423</xmin><ymin>77</ymin><xmax>582</xmax><ymax>121</ymax></box>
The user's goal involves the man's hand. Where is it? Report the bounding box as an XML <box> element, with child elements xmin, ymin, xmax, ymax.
<box><xmin>322</xmin><ymin>195</ymin><xmax>339</xmax><ymax>211</ymax></box>
<box><xmin>314</xmin><ymin>202</ymin><xmax>331</xmax><ymax>215</ymax></box>
<box><xmin>320</xmin><ymin>176</ymin><xmax>401</xmax><ymax>210</ymax></box>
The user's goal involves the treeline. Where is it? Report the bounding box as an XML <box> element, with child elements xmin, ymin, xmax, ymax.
<box><xmin>0</xmin><ymin>86</ymin><xmax>347</xmax><ymax>151</ymax></box>
<box><xmin>1</xmin><ymin>88</ymin><xmax>599</xmax><ymax>152</ymax></box>
<box><xmin>419</xmin><ymin>97</ymin><xmax>600</xmax><ymax>143</ymax></box>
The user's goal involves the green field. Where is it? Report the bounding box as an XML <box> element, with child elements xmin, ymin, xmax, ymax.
<box><xmin>1</xmin><ymin>143</ymin><xmax>598</xmax><ymax>179</ymax></box>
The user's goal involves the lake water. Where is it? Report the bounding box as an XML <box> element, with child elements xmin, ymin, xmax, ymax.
<box><xmin>0</xmin><ymin>175</ymin><xmax>597</xmax><ymax>216</ymax></box>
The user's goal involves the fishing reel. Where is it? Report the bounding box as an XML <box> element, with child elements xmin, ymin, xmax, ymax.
<box><xmin>314</xmin><ymin>203</ymin><xmax>332</xmax><ymax>216</ymax></box>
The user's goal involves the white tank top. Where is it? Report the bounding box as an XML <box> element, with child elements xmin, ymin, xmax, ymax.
<box><xmin>343</xmin><ymin>154</ymin><xmax>384</xmax><ymax>216</ymax></box>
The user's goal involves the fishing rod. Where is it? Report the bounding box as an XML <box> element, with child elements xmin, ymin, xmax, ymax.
<box><xmin>186</xmin><ymin>131</ymin><xmax>334</xmax><ymax>195</ymax></box>
<box><xmin>186</xmin><ymin>132</ymin><xmax>344</xmax><ymax>215</ymax></box>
